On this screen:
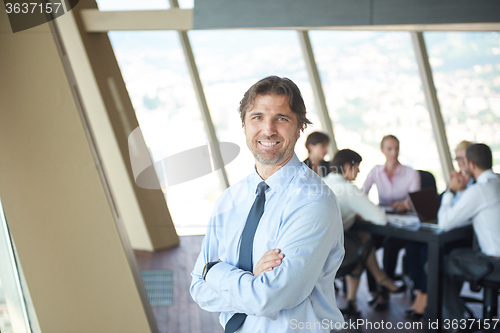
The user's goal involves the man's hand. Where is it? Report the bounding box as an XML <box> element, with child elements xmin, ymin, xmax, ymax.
<box><xmin>449</xmin><ymin>171</ymin><xmax>467</xmax><ymax>193</ymax></box>
<box><xmin>253</xmin><ymin>249</ymin><xmax>284</xmax><ymax>276</ymax></box>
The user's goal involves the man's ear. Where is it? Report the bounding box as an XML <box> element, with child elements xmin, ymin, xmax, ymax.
<box><xmin>467</xmin><ymin>160</ymin><xmax>476</xmax><ymax>174</ymax></box>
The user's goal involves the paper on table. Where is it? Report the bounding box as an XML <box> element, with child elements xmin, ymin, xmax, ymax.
<box><xmin>387</xmin><ymin>214</ymin><xmax>420</xmax><ymax>227</ymax></box>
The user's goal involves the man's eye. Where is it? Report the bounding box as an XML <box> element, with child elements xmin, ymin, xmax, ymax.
<box><xmin>254</xmin><ymin>116</ymin><xmax>262</xmax><ymax>120</ymax></box>
<box><xmin>278</xmin><ymin>117</ymin><xmax>288</xmax><ymax>121</ymax></box>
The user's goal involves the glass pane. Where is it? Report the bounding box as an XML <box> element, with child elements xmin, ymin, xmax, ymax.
<box><xmin>189</xmin><ymin>30</ymin><xmax>323</xmax><ymax>184</ymax></box>
<box><xmin>109</xmin><ymin>31</ymin><xmax>225</xmax><ymax>235</ymax></box>
<box><xmin>425</xmin><ymin>32</ymin><xmax>500</xmax><ymax>173</ymax></box>
<box><xmin>95</xmin><ymin>0</ymin><xmax>170</xmax><ymax>11</ymax></box>
<box><xmin>310</xmin><ymin>31</ymin><xmax>445</xmax><ymax>195</ymax></box>
<box><xmin>178</xmin><ymin>0</ymin><xmax>194</xmax><ymax>9</ymax></box>
<box><xmin>0</xmin><ymin>199</ymin><xmax>31</xmax><ymax>333</ymax></box>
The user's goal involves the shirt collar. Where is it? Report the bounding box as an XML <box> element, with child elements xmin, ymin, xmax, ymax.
<box><xmin>250</xmin><ymin>153</ymin><xmax>302</xmax><ymax>194</ymax></box>
<box><xmin>383</xmin><ymin>163</ymin><xmax>401</xmax><ymax>176</ymax></box>
<box><xmin>476</xmin><ymin>169</ymin><xmax>497</xmax><ymax>184</ymax></box>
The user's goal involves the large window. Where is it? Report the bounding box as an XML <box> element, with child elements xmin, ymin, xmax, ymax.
<box><xmin>310</xmin><ymin>31</ymin><xmax>445</xmax><ymax>195</ymax></box>
<box><xmin>109</xmin><ymin>31</ymin><xmax>225</xmax><ymax>235</ymax></box>
<box><xmin>109</xmin><ymin>30</ymin><xmax>328</xmax><ymax>234</ymax></box>
<box><xmin>188</xmin><ymin>30</ymin><xmax>324</xmax><ymax>184</ymax></box>
<box><xmin>108</xmin><ymin>27</ymin><xmax>499</xmax><ymax>234</ymax></box>
<box><xmin>425</xmin><ymin>32</ymin><xmax>500</xmax><ymax>173</ymax></box>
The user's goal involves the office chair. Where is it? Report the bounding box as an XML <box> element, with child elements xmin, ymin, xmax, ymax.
<box><xmin>448</xmin><ymin>236</ymin><xmax>500</xmax><ymax>332</ymax></box>
<box><xmin>418</xmin><ymin>170</ymin><xmax>438</xmax><ymax>193</ymax></box>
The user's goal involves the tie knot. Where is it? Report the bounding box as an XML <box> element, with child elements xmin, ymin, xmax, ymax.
<box><xmin>256</xmin><ymin>182</ymin><xmax>268</xmax><ymax>196</ymax></box>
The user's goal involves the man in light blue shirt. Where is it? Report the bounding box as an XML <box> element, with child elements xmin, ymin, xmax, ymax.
<box><xmin>190</xmin><ymin>76</ymin><xmax>344</xmax><ymax>332</ymax></box>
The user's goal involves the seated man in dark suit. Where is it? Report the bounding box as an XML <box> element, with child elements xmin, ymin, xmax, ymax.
<box><xmin>439</xmin><ymin>143</ymin><xmax>500</xmax><ymax>321</ymax></box>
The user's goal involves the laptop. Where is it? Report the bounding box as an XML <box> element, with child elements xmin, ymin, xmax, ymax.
<box><xmin>408</xmin><ymin>188</ymin><xmax>441</xmax><ymax>229</ymax></box>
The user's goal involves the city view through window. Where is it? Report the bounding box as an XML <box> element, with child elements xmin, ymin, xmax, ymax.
<box><xmin>109</xmin><ymin>29</ymin><xmax>500</xmax><ymax>235</ymax></box>
<box><xmin>425</xmin><ymin>32</ymin><xmax>500</xmax><ymax>168</ymax></box>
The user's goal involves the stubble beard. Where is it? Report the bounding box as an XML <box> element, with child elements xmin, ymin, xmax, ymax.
<box><xmin>247</xmin><ymin>138</ymin><xmax>295</xmax><ymax>166</ymax></box>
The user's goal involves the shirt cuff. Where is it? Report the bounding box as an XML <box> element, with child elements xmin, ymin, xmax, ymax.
<box><xmin>441</xmin><ymin>190</ymin><xmax>454</xmax><ymax>206</ymax></box>
<box><xmin>205</xmin><ymin>262</ymin><xmax>233</xmax><ymax>294</ymax></box>
<box><xmin>371</xmin><ymin>218</ymin><xmax>388</xmax><ymax>226</ymax></box>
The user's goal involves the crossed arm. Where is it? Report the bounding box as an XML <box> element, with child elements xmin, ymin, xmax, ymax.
<box><xmin>189</xmin><ymin>245</ymin><xmax>283</xmax><ymax>313</ymax></box>
<box><xmin>253</xmin><ymin>249</ymin><xmax>285</xmax><ymax>276</ymax></box>
<box><xmin>189</xmin><ymin>198</ymin><xmax>342</xmax><ymax>319</ymax></box>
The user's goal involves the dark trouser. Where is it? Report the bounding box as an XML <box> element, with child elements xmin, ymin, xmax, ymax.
<box><xmin>367</xmin><ymin>236</ymin><xmax>407</xmax><ymax>293</ymax></box>
<box><xmin>402</xmin><ymin>238</ymin><xmax>472</xmax><ymax>297</ymax></box>
<box><xmin>405</xmin><ymin>241</ymin><xmax>427</xmax><ymax>292</ymax></box>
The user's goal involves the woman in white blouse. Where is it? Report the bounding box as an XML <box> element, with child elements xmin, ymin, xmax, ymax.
<box><xmin>324</xmin><ymin>149</ymin><xmax>405</xmax><ymax>317</ymax></box>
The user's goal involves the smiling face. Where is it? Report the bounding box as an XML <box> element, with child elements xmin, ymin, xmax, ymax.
<box><xmin>244</xmin><ymin>94</ymin><xmax>300</xmax><ymax>175</ymax></box>
<box><xmin>455</xmin><ymin>148</ymin><xmax>469</xmax><ymax>173</ymax></box>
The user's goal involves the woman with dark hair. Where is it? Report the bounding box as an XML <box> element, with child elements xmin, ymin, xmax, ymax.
<box><xmin>324</xmin><ymin>149</ymin><xmax>405</xmax><ymax>317</ymax></box>
<box><xmin>303</xmin><ymin>131</ymin><xmax>331</xmax><ymax>177</ymax></box>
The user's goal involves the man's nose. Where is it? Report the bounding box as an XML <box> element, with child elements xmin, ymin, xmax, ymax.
<box><xmin>262</xmin><ymin>119</ymin><xmax>277</xmax><ymax>136</ymax></box>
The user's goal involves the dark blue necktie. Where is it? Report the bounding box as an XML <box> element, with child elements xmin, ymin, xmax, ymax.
<box><xmin>225</xmin><ymin>181</ymin><xmax>268</xmax><ymax>333</ymax></box>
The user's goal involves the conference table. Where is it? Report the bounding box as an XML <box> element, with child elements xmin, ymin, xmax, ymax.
<box><xmin>352</xmin><ymin>219</ymin><xmax>473</xmax><ymax>333</ymax></box>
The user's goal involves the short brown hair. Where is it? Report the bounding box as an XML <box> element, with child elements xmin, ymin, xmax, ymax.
<box><xmin>238</xmin><ymin>76</ymin><xmax>312</xmax><ymax>131</ymax></box>
<box><xmin>466</xmin><ymin>143</ymin><xmax>493</xmax><ymax>170</ymax></box>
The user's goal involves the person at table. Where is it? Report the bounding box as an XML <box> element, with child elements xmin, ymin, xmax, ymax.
<box><xmin>404</xmin><ymin>143</ymin><xmax>496</xmax><ymax>321</ymax></box>
<box><xmin>448</xmin><ymin>140</ymin><xmax>474</xmax><ymax>204</ymax></box>
<box><xmin>438</xmin><ymin>143</ymin><xmax>497</xmax><ymax>231</ymax></box>
<box><xmin>404</xmin><ymin>140</ymin><xmax>474</xmax><ymax>320</ymax></box>
<box><xmin>363</xmin><ymin>135</ymin><xmax>421</xmax><ymax>310</ymax></box>
<box><xmin>442</xmin><ymin>145</ymin><xmax>500</xmax><ymax>321</ymax></box>
<box><xmin>363</xmin><ymin>134</ymin><xmax>421</xmax><ymax>211</ymax></box>
<box><xmin>303</xmin><ymin>131</ymin><xmax>331</xmax><ymax>177</ymax></box>
<box><xmin>324</xmin><ymin>149</ymin><xmax>405</xmax><ymax>317</ymax></box>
